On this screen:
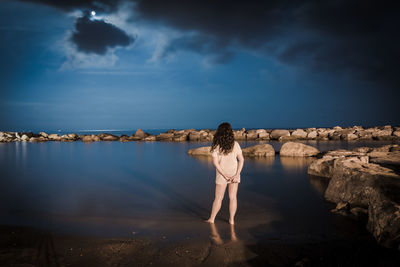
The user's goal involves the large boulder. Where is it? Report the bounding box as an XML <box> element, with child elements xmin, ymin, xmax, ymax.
<box><xmin>48</xmin><ymin>134</ymin><xmax>61</xmax><ymax>141</ymax></box>
<box><xmin>101</xmin><ymin>134</ymin><xmax>119</xmax><ymax>141</ymax></box>
<box><xmin>270</xmin><ymin>129</ymin><xmax>290</xmax><ymax>140</ymax></box>
<box><xmin>307</xmin><ymin>130</ymin><xmax>318</xmax><ymax>139</ymax></box>
<box><xmin>258</xmin><ymin>131</ymin><xmax>270</xmax><ymax>140</ymax></box>
<box><xmin>233</xmin><ymin>129</ymin><xmax>246</xmax><ymax>140</ymax></box>
<box><xmin>82</xmin><ymin>135</ymin><xmax>94</xmax><ymax>142</ymax></box>
<box><xmin>291</xmin><ymin>129</ymin><xmax>308</xmax><ymax>139</ymax></box>
<box><xmin>157</xmin><ymin>132</ymin><xmax>174</xmax><ymax>141</ymax></box>
<box><xmin>135</xmin><ymin>129</ymin><xmax>146</xmax><ymax>138</ymax></box>
<box><xmin>246</xmin><ymin>130</ymin><xmax>259</xmax><ymax>140</ymax></box>
<box><xmin>280</xmin><ymin>142</ymin><xmax>320</xmax><ymax>157</ymax></box>
<box><xmin>324</xmin><ymin>157</ymin><xmax>399</xmax><ymax>207</ymax></box>
<box><xmin>242</xmin><ymin>144</ymin><xmax>275</xmax><ymax>157</ymax></box>
<box><xmin>187</xmin><ymin>146</ymin><xmax>211</xmax><ymax>156</ymax></box>
<box><xmin>188</xmin><ymin>131</ymin><xmax>200</xmax><ymax>141</ymax></box>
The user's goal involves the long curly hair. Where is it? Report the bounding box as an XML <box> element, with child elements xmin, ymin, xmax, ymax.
<box><xmin>211</xmin><ymin>122</ymin><xmax>235</xmax><ymax>155</ymax></box>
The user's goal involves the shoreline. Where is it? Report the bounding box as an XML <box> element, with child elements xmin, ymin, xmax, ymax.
<box><xmin>1</xmin><ymin>223</ymin><xmax>399</xmax><ymax>266</ymax></box>
<box><xmin>1</xmin><ymin>125</ymin><xmax>399</xmax><ymax>143</ymax></box>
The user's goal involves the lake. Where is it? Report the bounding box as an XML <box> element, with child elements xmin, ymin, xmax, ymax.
<box><xmin>0</xmin><ymin>139</ymin><xmax>398</xmax><ymax>244</ymax></box>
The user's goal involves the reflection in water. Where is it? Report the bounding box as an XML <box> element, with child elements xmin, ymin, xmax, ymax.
<box><xmin>308</xmin><ymin>175</ymin><xmax>330</xmax><ymax>196</ymax></box>
<box><xmin>244</xmin><ymin>156</ymin><xmax>275</xmax><ymax>167</ymax></box>
<box><xmin>280</xmin><ymin>156</ymin><xmax>315</xmax><ymax>171</ymax></box>
<box><xmin>205</xmin><ymin>223</ymin><xmax>253</xmax><ymax>265</ymax></box>
<box><xmin>209</xmin><ymin>223</ymin><xmax>239</xmax><ymax>245</ymax></box>
<box><xmin>209</xmin><ymin>223</ymin><xmax>223</xmax><ymax>245</ymax></box>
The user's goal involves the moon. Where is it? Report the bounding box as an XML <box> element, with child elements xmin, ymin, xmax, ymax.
<box><xmin>91</xmin><ymin>10</ymin><xmax>96</xmax><ymax>16</ymax></box>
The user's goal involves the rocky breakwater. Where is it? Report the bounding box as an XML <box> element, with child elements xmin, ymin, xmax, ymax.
<box><xmin>1</xmin><ymin>125</ymin><xmax>399</xmax><ymax>143</ymax></box>
<box><xmin>308</xmin><ymin>144</ymin><xmax>400</xmax><ymax>249</ymax></box>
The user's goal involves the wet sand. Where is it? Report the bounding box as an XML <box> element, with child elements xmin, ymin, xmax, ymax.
<box><xmin>1</xmin><ymin>222</ymin><xmax>399</xmax><ymax>267</ymax></box>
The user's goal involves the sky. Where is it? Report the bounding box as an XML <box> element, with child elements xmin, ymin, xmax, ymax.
<box><xmin>0</xmin><ymin>0</ymin><xmax>399</xmax><ymax>132</ymax></box>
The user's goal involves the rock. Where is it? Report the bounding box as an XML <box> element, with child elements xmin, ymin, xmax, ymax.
<box><xmin>307</xmin><ymin>130</ymin><xmax>318</xmax><ymax>139</ymax></box>
<box><xmin>324</xmin><ymin>157</ymin><xmax>399</xmax><ymax>207</ymax></box>
<box><xmin>67</xmin><ymin>133</ymin><xmax>77</xmax><ymax>140</ymax></box>
<box><xmin>101</xmin><ymin>134</ymin><xmax>119</xmax><ymax>141</ymax></box>
<box><xmin>39</xmin><ymin>132</ymin><xmax>48</xmax><ymax>138</ymax></box>
<box><xmin>233</xmin><ymin>129</ymin><xmax>246</xmax><ymax>140</ymax></box>
<box><xmin>372</xmin><ymin>128</ymin><xmax>393</xmax><ymax>140</ymax></box>
<box><xmin>270</xmin><ymin>129</ymin><xmax>290</xmax><ymax>140</ymax></box>
<box><xmin>246</xmin><ymin>130</ymin><xmax>258</xmax><ymax>140</ymax></box>
<box><xmin>29</xmin><ymin>137</ymin><xmax>46</xmax><ymax>142</ymax></box>
<box><xmin>367</xmin><ymin>179</ymin><xmax>400</xmax><ymax>248</ymax></box>
<box><xmin>21</xmin><ymin>134</ymin><xmax>29</xmax><ymax>141</ymax></box>
<box><xmin>368</xmin><ymin>151</ymin><xmax>400</xmax><ymax>172</ymax></box>
<box><xmin>357</xmin><ymin>130</ymin><xmax>373</xmax><ymax>140</ymax></box>
<box><xmin>329</xmin><ymin>131</ymin><xmax>342</xmax><ymax>140</ymax></box>
<box><xmin>48</xmin><ymin>134</ymin><xmax>61</xmax><ymax>141</ymax></box>
<box><xmin>318</xmin><ymin>129</ymin><xmax>334</xmax><ymax>138</ymax></box>
<box><xmin>333</xmin><ymin>126</ymin><xmax>343</xmax><ymax>131</ymax></box>
<box><xmin>144</xmin><ymin>135</ymin><xmax>156</xmax><ymax>141</ymax></box>
<box><xmin>82</xmin><ymin>135</ymin><xmax>93</xmax><ymax>142</ymax></box>
<box><xmin>173</xmin><ymin>134</ymin><xmax>188</xmax><ymax>142</ymax></box>
<box><xmin>92</xmin><ymin>135</ymin><xmax>100</xmax><ymax>141</ymax></box>
<box><xmin>188</xmin><ymin>132</ymin><xmax>200</xmax><ymax>141</ymax></box>
<box><xmin>242</xmin><ymin>144</ymin><xmax>275</xmax><ymax>157</ymax></box>
<box><xmin>305</xmin><ymin>127</ymin><xmax>317</xmax><ymax>133</ymax></box>
<box><xmin>332</xmin><ymin>202</ymin><xmax>350</xmax><ymax>212</ymax></box>
<box><xmin>258</xmin><ymin>132</ymin><xmax>270</xmax><ymax>140</ymax></box>
<box><xmin>280</xmin><ymin>142</ymin><xmax>320</xmax><ymax>157</ymax></box>
<box><xmin>187</xmin><ymin>146</ymin><xmax>211</xmax><ymax>156</ymax></box>
<box><xmin>119</xmin><ymin>135</ymin><xmax>131</xmax><ymax>142</ymax></box>
<box><xmin>308</xmin><ymin>157</ymin><xmax>336</xmax><ymax>178</ymax></box>
<box><xmin>135</xmin><ymin>129</ymin><xmax>146</xmax><ymax>138</ymax></box>
<box><xmin>394</xmin><ymin>131</ymin><xmax>400</xmax><ymax>138</ymax></box>
<box><xmin>291</xmin><ymin>129</ymin><xmax>308</xmax><ymax>139</ymax></box>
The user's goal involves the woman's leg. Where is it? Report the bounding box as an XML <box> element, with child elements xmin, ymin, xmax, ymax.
<box><xmin>228</xmin><ymin>183</ymin><xmax>239</xmax><ymax>224</ymax></box>
<box><xmin>206</xmin><ymin>183</ymin><xmax>227</xmax><ymax>223</ymax></box>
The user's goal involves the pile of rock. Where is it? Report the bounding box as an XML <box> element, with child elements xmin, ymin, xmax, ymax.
<box><xmin>1</xmin><ymin>125</ymin><xmax>399</xmax><ymax>143</ymax></box>
<box><xmin>308</xmin><ymin>144</ymin><xmax>400</xmax><ymax>249</ymax></box>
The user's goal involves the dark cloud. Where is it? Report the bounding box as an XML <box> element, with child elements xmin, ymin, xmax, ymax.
<box><xmin>17</xmin><ymin>0</ymin><xmax>400</xmax><ymax>88</ymax></box>
<box><xmin>131</xmin><ymin>0</ymin><xmax>400</xmax><ymax>88</ymax></box>
<box><xmin>18</xmin><ymin>0</ymin><xmax>121</xmax><ymax>12</ymax></box>
<box><xmin>162</xmin><ymin>34</ymin><xmax>234</xmax><ymax>64</ymax></box>
<box><xmin>70</xmin><ymin>11</ymin><xmax>134</xmax><ymax>55</ymax></box>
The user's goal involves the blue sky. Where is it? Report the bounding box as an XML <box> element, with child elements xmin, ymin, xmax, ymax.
<box><xmin>1</xmin><ymin>1</ymin><xmax>398</xmax><ymax>132</ymax></box>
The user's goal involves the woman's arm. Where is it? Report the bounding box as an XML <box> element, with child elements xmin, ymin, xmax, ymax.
<box><xmin>231</xmin><ymin>153</ymin><xmax>244</xmax><ymax>182</ymax></box>
<box><xmin>212</xmin><ymin>157</ymin><xmax>230</xmax><ymax>181</ymax></box>
<box><xmin>231</xmin><ymin>142</ymin><xmax>244</xmax><ymax>182</ymax></box>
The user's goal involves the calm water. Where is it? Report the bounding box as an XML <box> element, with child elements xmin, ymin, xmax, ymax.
<box><xmin>0</xmin><ymin>140</ymin><xmax>398</xmax><ymax>242</ymax></box>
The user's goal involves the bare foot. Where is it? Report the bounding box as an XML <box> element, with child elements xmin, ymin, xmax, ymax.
<box><xmin>205</xmin><ymin>219</ymin><xmax>214</xmax><ymax>223</ymax></box>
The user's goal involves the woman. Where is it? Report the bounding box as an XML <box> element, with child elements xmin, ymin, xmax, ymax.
<box><xmin>206</xmin><ymin>122</ymin><xmax>244</xmax><ymax>225</ymax></box>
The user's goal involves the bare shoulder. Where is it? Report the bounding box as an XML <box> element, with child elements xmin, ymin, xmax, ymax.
<box><xmin>234</xmin><ymin>141</ymin><xmax>242</xmax><ymax>149</ymax></box>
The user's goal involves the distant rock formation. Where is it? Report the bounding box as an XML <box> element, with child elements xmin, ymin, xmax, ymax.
<box><xmin>0</xmin><ymin>125</ymin><xmax>399</xmax><ymax>143</ymax></box>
